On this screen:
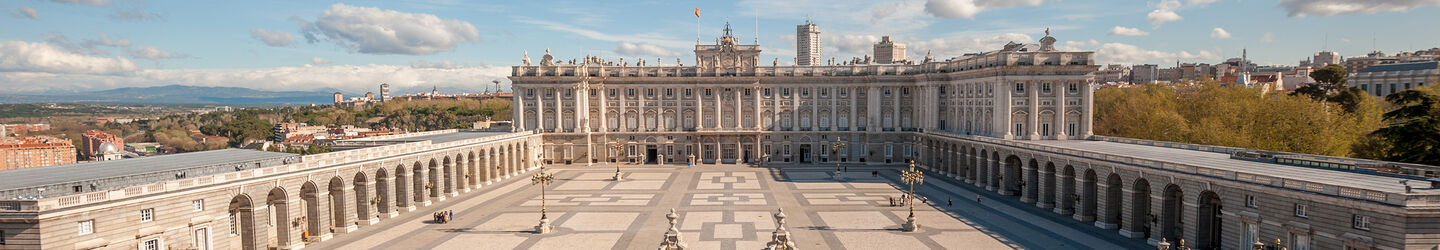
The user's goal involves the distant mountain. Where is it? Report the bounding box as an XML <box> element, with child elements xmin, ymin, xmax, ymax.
<box><xmin>0</xmin><ymin>85</ymin><xmax>337</xmax><ymax>106</ymax></box>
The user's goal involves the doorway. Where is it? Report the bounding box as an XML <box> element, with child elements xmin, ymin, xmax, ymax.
<box><xmin>645</xmin><ymin>147</ymin><xmax>658</xmax><ymax>164</ymax></box>
<box><xmin>799</xmin><ymin>145</ymin><xmax>812</xmax><ymax>163</ymax></box>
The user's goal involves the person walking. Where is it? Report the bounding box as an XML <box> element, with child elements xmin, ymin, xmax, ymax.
<box><xmin>976</xmin><ymin>194</ymin><xmax>982</xmax><ymax>204</ymax></box>
<box><xmin>948</xmin><ymin>198</ymin><xmax>953</xmax><ymax>207</ymax></box>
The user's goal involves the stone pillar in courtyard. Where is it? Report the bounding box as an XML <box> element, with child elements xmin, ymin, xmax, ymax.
<box><xmin>765</xmin><ymin>208</ymin><xmax>798</xmax><ymax>250</ymax></box>
<box><xmin>658</xmin><ymin>208</ymin><xmax>690</xmax><ymax>250</ymax></box>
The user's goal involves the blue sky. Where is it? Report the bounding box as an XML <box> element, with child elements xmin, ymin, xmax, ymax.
<box><xmin>1</xmin><ymin>0</ymin><xmax>1437</xmax><ymax>93</ymax></box>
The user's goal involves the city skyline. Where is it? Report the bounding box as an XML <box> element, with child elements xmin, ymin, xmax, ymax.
<box><xmin>1</xmin><ymin>0</ymin><xmax>1437</xmax><ymax>94</ymax></box>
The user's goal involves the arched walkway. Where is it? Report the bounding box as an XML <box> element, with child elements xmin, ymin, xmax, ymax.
<box><xmin>327</xmin><ymin>177</ymin><xmax>349</xmax><ymax>233</ymax></box>
<box><xmin>1078</xmin><ymin>169</ymin><xmax>1098</xmax><ymax>221</ymax></box>
<box><xmin>228</xmin><ymin>194</ymin><xmax>259</xmax><ymax>250</ymax></box>
<box><xmin>299</xmin><ymin>181</ymin><xmax>324</xmax><ymax>241</ymax></box>
<box><xmin>1102</xmin><ymin>173</ymin><xmax>1123</xmax><ymax>228</ymax></box>
<box><xmin>266</xmin><ymin>187</ymin><xmax>293</xmax><ymax>248</ymax></box>
<box><xmin>1196</xmin><ymin>191</ymin><xmax>1223</xmax><ymax>249</ymax></box>
<box><xmin>1160</xmin><ymin>184</ymin><xmax>1184</xmax><ymax>242</ymax></box>
<box><xmin>1127</xmin><ymin>178</ymin><xmax>1152</xmax><ymax>239</ymax></box>
<box><xmin>1002</xmin><ymin>156</ymin><xmax>1022</xmax><ymax>196</ymax></box>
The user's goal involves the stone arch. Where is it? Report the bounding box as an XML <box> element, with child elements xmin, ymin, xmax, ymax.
<box><xmin>228</xmin><ymin>193</ymin><xmax>259</xmax><ymax>250</ymax></box>
<box><xmin>442</xmin><ymin>156</ymin><xmax>454</xmax><ymax>195</ymax></box>
<box><xmin>1079</xmin><ymin>168</ymin><xmax>1097</xmax><ymax>221</ymax></box>
<box><xmin>990</xmin><ymin>151</ymin><xmax>1001</xmax><ymax>190</ymax></box>
<box><xmin>1003</xmin><ymin>155</ymin><xmax>1023</xmax><ymax>196</ymax></box>
<box><xmin>299</xmin><ymin>181</ymin><xmax>324</xmax><ymax>241</ymax></box>
<box><xmin>1103</xmin><ymin>173</ymin><xmax>1123</xmax><ymax>228</ymax></box>
<box><xmin>1041</xmin><ymin>162</ymin><xmax>1057</xmax><ymax>208</ymax></box>
<box><xmin>1024</xmin><ymin>158</ymin><xmax>1040</xmax><ymax>202</ymax></box>
<box><xmin>1058</xmin><ymin>165</ymin><xmax>1077</xmax><ymax>214</ymax></box>
<box><xmin>394</xmin><ymin>164</ymin><xmax>410</xmax><ymax>208</ymax></box>
<box><xmin>428</xmin><ymin>158</ymin><xmax>441</xmax><ymax>199</ymax></box>
<box><xmin>374</xmin><ymin>168</ymin><xmax>392</xmax><ymax>216</ymax></box>
<box><xmin>1161</xmin><ymin>183</ymin><xmax>1184</xmax><ymax>242</ymax></box>
<box><xmin>266</xmin><ymin>187</ymin><xmax>293</xmax><ymax>248</ymax></box>
<box><xmin>1128</xmin><ymin>178</ymin><xmax>1153</xmax><ymax>239</ymax></box>
<box><xmin>353</xmin><ymin>172</ymin><xmax>370</xmax><ymax>223</ymax></box>
<box><xmin>467</xmin><ymin>151</ymin><xmax>478</xmax><ymax>187</ymax></box>
<box><xmin>1196</xmin><ymin>190</ymin><xmax>1223</xmax><ymax>249</ymax></box>
<box><xmin>327</xmin><ymin>177</ymin><xmax>349</xmax><ymax>233</ymax></box>
<box><xmin>411</xmin><ymin>161</ymin><xmax>425</xmax><ymax>204</ymax></box>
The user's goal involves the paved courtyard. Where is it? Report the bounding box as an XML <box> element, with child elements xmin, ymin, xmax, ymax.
<box><xmin>307</xmin><ymin>164</ymin><xmax>1150</xmax><ymax>250</ymax></box>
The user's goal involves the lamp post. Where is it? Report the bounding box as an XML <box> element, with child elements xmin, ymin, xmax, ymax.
<box><xmin>900</xmin><ymin>160</ymin><xmax>924</xmax><ymax>232</ymax></box>
<box><xmin>831</xmin><ymin>137</ymin><xmax>846</xmax><ymax>181</ymax></box>
<box><xmin>611</xmin><ymin>144</ymin><xmax>625</xmax><ymax>181</ymax></box>
<box><xmin>531</xmin><ymin>164</ymin><xmax>555</xmax><ymax>234</ymax></box>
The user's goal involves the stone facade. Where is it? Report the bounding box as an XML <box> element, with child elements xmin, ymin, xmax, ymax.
<box><xmin>511</xmin><ymin>25</ymin><xmax>1096</xmax><ymax>167</ymax></box>
<box><xmin>0</xmin><ymin>130</ymin><xmax>540</xmax><ymax>250</ymax></box>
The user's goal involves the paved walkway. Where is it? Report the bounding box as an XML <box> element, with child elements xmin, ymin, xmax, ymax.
<box><xmin>303</xmin><ymin>163</ymin><xmax>1150</xmax><ymax>250</ymax></box>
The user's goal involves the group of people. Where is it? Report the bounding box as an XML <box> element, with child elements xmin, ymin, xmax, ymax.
<box><xmin>434</xmin><ymin>210</ymin><xmax>454</xmax><ymax>224</ymax></box>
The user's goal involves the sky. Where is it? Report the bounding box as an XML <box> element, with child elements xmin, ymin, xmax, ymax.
<box><xmin>1</xmin><ymin>0</ymin><xmax>1437</xmax><ymax>94</ymax></box>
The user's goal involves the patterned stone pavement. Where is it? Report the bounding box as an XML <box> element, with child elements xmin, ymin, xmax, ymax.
<box><xmin>305</xmin><ymin>163</ymin><xmax>1150</xmax><ymax>250</ymax></box>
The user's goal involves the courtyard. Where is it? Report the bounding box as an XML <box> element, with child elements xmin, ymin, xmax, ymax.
<box><xmin>305</xmin><ymin>163</ymin><xmax>1150</xmax><ymax>250</ymax></box>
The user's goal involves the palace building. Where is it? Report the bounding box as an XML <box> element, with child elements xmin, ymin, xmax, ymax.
<box><xmin>510</xmin><ymin>24</ymin><xmax>1097</xmax><ymax>166</ymax></box>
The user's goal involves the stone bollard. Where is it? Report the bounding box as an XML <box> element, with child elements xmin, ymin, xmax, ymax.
<box><xmin>658</xmin><ymin>208</ymin><xmax>689</xmax><ymax>250</ymax></box>
<box><xmin>765</xmin><ymin>208</ymin><xmax>798</xmax><ymax>250</ymax></box>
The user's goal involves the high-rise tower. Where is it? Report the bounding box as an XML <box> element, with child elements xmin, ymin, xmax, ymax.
<box><xmin>380</xmin><ymin>83</ymin><xmax>390</xmax><ymax>102</ymax></box>
<box><xmin>873</xmin><ymin>35</ymin><xmax>906</xmax><ymax>64</ymax></box>
<box><xmin>796</xmin><ymin>21</ymin><xmax>821</xmax><ymax>66</ymax></box>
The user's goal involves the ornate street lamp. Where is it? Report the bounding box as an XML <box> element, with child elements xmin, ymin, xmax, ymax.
<box><xmin>831</xmin><ymin>137</ymin><xmax>846</xmax><ymax>181</ymax></box>
<box><xmin>900</xmin><ymin>160</ymin><xmax>924</xmax><ymax>232</ymax></box>
<box><xmin>611</xmin><ymin>144</ymin><xmax>625</xmax><ymax>181</ymax></box>
<box><xmin>531</xmin><ymin>165</ymin><xmax>555</xmax><ymax>234</ymax></box>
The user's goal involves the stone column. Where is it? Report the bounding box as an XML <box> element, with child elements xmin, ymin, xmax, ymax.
<box><xmin>1118</xmin><ymin>189</ymin><xmax>1146</xmax><ymax>238</ymax></box>
<box><xmin>829</xmin><ymin>87</ymin><xmax>838</xmax><ymax>131</ymax></box>
<box><xmin>997</xmin><ymin>81</ymin><xmax>1013</xmax><ymax>139</ymax></box>
<box><xmin>849</xmin><ymin>87</ymin><xmax>858</xmax><ymax>131</ymax></box>
<box><xmin>554</xmin><ymin>86</ymin><xmax>563</xmax><ymax>132</ymax></box>
<box><xmin>515</xmin><ymin>87</ymin><xmax>526</xmax><ymax>131</ymax></box>
<box><xmin>1028</xmin><ymin>81</ymin><xmax>1040</xmax><ymax>140</ymax></box>
<box><xmin>754</xmin><ymin>86</ymin><xmax>762</xmax><ymax>130</ymax></box>
<box><xmin>696</xmin><ymin>87</ymin><xmax>704</xmax><ymax>129</ymax></box>
<box><xmin>1056</xmin><ymin>82</ymin><xmax>1068</xmax><ymax>140</ymax></box>
<box><xmin>892</xmin><ymin>86</ymin><xmax>900</xmax><ymax>130</ymax></box>
<box><xmin>867</xmin><ymin>86</ymin><xmax>880</xmax><ymax>132</ymax></box>
<box><xmin>1083</xmin><ymin>81</ymin><xmax>1095</xmax><ymax>138</ymax></box>
<box><xmin>716</xmin><ymin>87</ymin><xmax>723</xmax><ymax>129</ymax></box>
<box><xmin>600</xmin><ymin>87</ymin><xmax>609</xmax><ymax>132</ymax></box>
<box><xmin>1018</xmin><ymin>165</ymin><xmax>1034</xmax><ymax>202</ymax></box>
<box><xmin>312</xmin><ymin>189</ymin><xmax>335</xmax><ymax>241</ymax></box>
<box><xmin>537</xmin><ymin>88</ymin><xmax>547</xmax><ymax>131</ymax></box>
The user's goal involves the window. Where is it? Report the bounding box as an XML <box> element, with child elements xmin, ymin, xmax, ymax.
<box><xmin>685</xmin><ymin>89</ymin><xmax>693</xmax><ymax>96</ymax></box>
<box><xmin>1014</xmin><ymin>123</ymin><xmax>1025</xmax><ymax>135</ymax></box>
<box><xmin>801</xmin><ymin>88</ymin><xmax>810</xmax><ymax>96</ymax></box>
<box><xmin>1014</xmin><ymin>82</ymin><xmax>1025</xmax><ymax>92</ymax></box>
<box><xmin>565</xmin><ymin>89</ymin><xmax>573</xmax><ymax>97</ymax></box>
<box><xmin>1290</xmin><ymin>231</ymin><xmax>1311</xmax><ymax>250</ymax></box>
<box><xmin>884</xmin><ymin>89</ymin><xmax>892</xmax><ymax>96</ymax></box>
<box><xmin>705</xmin><ymin>89</ymin><xmax>712</xmax><ymax>96</ymax></box>
<box><xmin>77</xmin><ymin>220</ymin><xmax>94</xmax><ymax>235</ymax></box>
<box><xmin>646</xmin><ymin>88</ymin><xmax>655</xmax><ymax>97</ymax></box>
<box><xmin>1353</xmin><ymin>214</ymin><xmax>1370</xmax><ymax>230</ymax></box>
<box><xmin>1041</xmin><ymin>83</ymin><xmax>1052</xmax><ymax>93</ymax></box>
<box><xmin>820</xmin><ymin>88</ymin><xmax>828</xmax><ymax>96</ymax></box>
<box><xmin>1068</xmin><ymin>83</ymin><xmax>1079</xmax><ymax>93</ymax></box>
<box><xmin>902</xmin><ymin>88</ymin><xmax>909</xmax><ymax>95</ymax></box>
<box><xmin>1245</xmin><ymin>195</ymin><xmax>1258</xmax><ymax>208</ymax></box>
<box><xmin>590</xmin><ymin>89</ymin><xmax>597</xmax><ymax>96</ymax></box>
<box><xmin>545</xmin><ymin>88</ymin><xmax>554</xmax><ymax>97</ymax></box>
<box><xmin>763</xmin><ymin>88</ymin><xmax>772</xmax><ymax>96</ymax></box>
<box><xmin>229</xmin><ymin>212</ymin><xmax>238</xmax><ymax>235</ymax></box>
<box><xmin>1242</xmin><ymin>222</ymin><xmax>1258</xmax><ymax>249</ymax></box>
<box><xmin>665</xmin><ymin>89</ymin><xmax>673</xmax><ymax>96</ymax></box>
<box><xmin>1294</xmin><ymin>203</ymin><xmax>1308</xmax><ymax>218</ymax></box>
<box><xmin>884</xmin><ymin>145</ymin><xmax>894</xmax><ymax>157</ymax></box>
<box><xmin>140</xmin><ymin>208</ymin><xmax>154</xmax><ymax>222</ymax></box>
<box><xmin>527</xmin><ymin>89</ymin><xmax>535</xmax><ymax>96</ymax></box>
<box><xmin>627</xmin><ymin>89</ymin><xmax>637</xmax><ymax>96</ymax></box>
<box><xmin>1</xmin><ymin>230</ymin><xmax>6</xmax><ymax>245</ymax></box>
<box><xmin>193</xmin><ymin>199</ymin><xmax>205</xmax><ymax>212</ymax></box>
<box><xmin>72</xmin><ymin>185</ymin><xmax>82</xmax><ymax>193</ymax></box>
<box><xmin>744</xmin><ymin>89</ymin><xmax>752</xmax><ymax>96</ymax></box>
<box><xmin>141</xmin><ymin>238</ymin><xmax>161</xmax><ymax>250</ymax></box>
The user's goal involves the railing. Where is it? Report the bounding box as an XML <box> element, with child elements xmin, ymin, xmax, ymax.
<box><xmin>926</xmin><ymin>131</ymin><xmax>1438</xmax><ymax>207</ymax></box>
<box><xmin>510</xmin><ymin>51</ymin><xmax>1095</xmax><ymax>78</ymax></box>
<box><xmin>8</xmin><ymin>131</ymin><xmax>536</xmax><ymax>212</ymax></box>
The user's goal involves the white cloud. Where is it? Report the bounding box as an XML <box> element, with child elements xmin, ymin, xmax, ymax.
<box><xmin>827</xmin><ymin>34</ymin><xmax>883</xmax><ymax>57</ymax></box>
<box><xmin>1210</xmin><ymin>27</ymin><xmax>1232</xmax><ymax>39</ymax></box>
<box><xmin>1148</xmin><ymin>0</ymin><xmax>1184</xmax><ymax>27</ymax></box>
<box><xmin>1185</xmin><ymin>0</ymin><xmax>1220</xmax><ymax>7</ymax></box>
<box><xmin>49</xmin><ymin>0</ymin><xmax>109</xmax><ymax>6</ymax></box>
<box><xmin>1094</xmin><ymin>43</ymin><xmax>1219</xmax><ymax>65</ymax></box>
<box><xmin>110</xmin><ymin>9</ymin><xmax>164</xmax><ymax>21</ymax></box>
<box><xmin>517</xmin><ymin>19</ymin><xmax>690</xmax><ymax>49</ymax></box>
<box><xmin>409</xmin><ymin>60</ymin><xmax>463</xmax><ymax>69</ymax></box>
<box><xmin>300</xmin><ymin>4</ymin><xmax>480</xmax><ymax>55</ymax></box>
<box><xmin>43</xmin><ymin>32</ymin><xmax>131</xmax><ymax>56</ymax></box>
<box><xmin>0</xmin><ymin>40</ymin><xmax>139</xmax><ymax>75</ymax></box>
<box><xmin>125</xmin><ymin>46</ymin><xmax>187</xmax><ymax>61</ymax></box>
<box><xmin>1261</xmin><ymin>32</ymin><xmax>1275</xmax><ymax>42</ymax></box>
<box><xmin>1108</xmin><ymin>26</ymin><xmax>1150</xmax><ymax>36</ymax></box>
<box><xmin>613</xmin><ymin>42</ymin><xmax>682</xmax><ymax>57</ymax></box>
<box><xmin>741</xmin><ymin>0</ymin><xmax>932</xmax><ymax>35</ymax></box>
<box><xmin>1278</xmin><ymin>0</ymin><xmax>1440</xmax><ymax>17</ymax></box>
<box><xmin>0</xmin><ymin>64</ymin><xmax>511</xmax><ymax>93</ymax></box>
<box><xmin>250</xmin><ymin>29</ymin><xmax>296</xmax><ymax>47</ymax></box>
<box><xmin>924</xmin><ymin>0</ymin><xmax>1054</xmax><ymax>19</ymax></box>
<box><xmin>13</xmin><ymin>7</ymin><xmax>38</xmax><ymax>20</ymax></box>
<box><xmin>310</xmin><ymin>57</ymin><xmax>330</xmax><ymax>65</ymax></box>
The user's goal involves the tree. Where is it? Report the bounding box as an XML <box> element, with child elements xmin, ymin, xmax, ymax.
<box><xmin>1291</xmin><ymin>64</ymin><xmax>1366</xmax><ymax>113</ymax></box>
<box><xmin>1370</xmin><ymin>83</ymin><xmax>1440</xmax><ymax>165</ymax></box>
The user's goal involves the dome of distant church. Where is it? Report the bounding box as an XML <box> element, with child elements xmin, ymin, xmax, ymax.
<box><xmin>99</xmin><ymin>142</ymin><xmax>119</xmax><ymax>154</ymax></box>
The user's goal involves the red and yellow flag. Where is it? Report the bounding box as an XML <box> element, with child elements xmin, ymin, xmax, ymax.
<box><xmin>694</xmin><ymin>8</ymin><xmax>700</xmax><ymax>18</ymax></box>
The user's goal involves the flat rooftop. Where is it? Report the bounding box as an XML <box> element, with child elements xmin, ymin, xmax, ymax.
<box><xmin>0</xmin><ymin>149</ymin><xmax>296</xmax><ymax>196</ymax></box>
<box><xmin>1025</xmin><ymin>140</ymin><xmax>1428</xmax><ymax>194</ymax></box>
<box><xmin>331</xmin><ymin>130</ymin><xmax>512</xmax><ymax>145</ymax></box>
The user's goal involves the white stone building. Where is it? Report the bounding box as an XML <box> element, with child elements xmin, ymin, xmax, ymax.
<box><xmin>510</xmin><ymin>24</ymin><xmax>1097</xmax><ymax>166</ymax></box>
